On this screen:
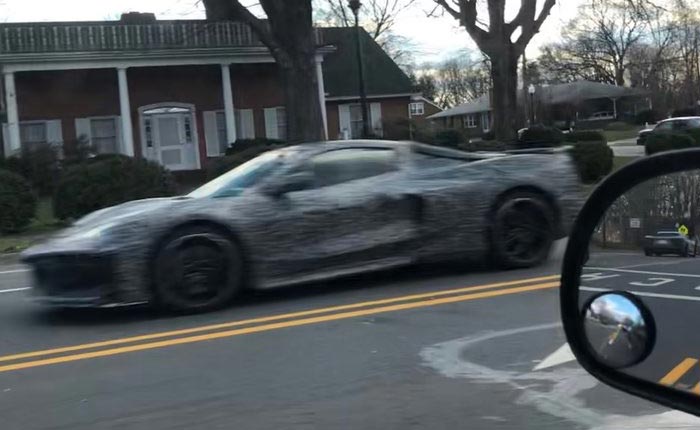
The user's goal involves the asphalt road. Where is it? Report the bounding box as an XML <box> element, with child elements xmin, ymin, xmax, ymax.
<box><xmin>0</xmin><ymin>246</ymin><xmax>699</xmax><ymax>429</ymax></box>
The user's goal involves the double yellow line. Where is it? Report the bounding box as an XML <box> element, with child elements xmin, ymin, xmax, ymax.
<box><xmin>0</xmin><ymin>274</ymin><xmax>559</xmax><ymax>374</ymax></box>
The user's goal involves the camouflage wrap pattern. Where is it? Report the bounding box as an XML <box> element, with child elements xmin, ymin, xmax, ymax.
<box><xmin>21</xmin><ymin>141</ymin><xmax>583</xmax><ymax>307</ymax></box>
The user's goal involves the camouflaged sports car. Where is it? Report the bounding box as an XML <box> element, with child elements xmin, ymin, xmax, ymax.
<box><xmin>21</xmin><ymin>140</ymin><xmax>582</xmax><ymax>312</ymax></box>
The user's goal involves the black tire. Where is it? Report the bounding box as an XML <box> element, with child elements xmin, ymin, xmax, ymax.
<box><xmin>153</xmin><ymin>225</ymin><xmax>243</xmax><ymax>313</ymax></box>
<box><xmin>644</xmin><ymin>249</ymin><xmax>651</xmax><ymax>257</ymax></box>
<box><xmin>682</xmin><ymin>246</ymin><xmax>690</xmax><ymax>258</ymax></box>
<box><xmin>490</xmin><ymin>192</ymin><xmax>554</xmax><ymax>269</ymax></box>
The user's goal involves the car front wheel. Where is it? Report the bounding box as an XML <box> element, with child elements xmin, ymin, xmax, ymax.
<box><xmin>153</xmin><ymin>225</ymin><xmax>243</xmax><ymax>313</ymax></box>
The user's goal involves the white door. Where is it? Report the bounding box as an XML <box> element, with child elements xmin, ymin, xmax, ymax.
<box><xmin>153</xmin><ymin>114</ymin><xmax>197</xmax><ymax>171</ymax></box>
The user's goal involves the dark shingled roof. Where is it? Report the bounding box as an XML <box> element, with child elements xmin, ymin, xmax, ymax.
<box><xmin>320</xmin><ymin>27</ymin><xmax>414</xmax><ymax>98</ymax></box>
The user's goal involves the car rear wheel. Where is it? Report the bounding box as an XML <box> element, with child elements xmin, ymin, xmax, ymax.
<box><xmin>154</xmin><ymin>226</ymin><xmax>243</xmax><ymax>313</ymax></box>
<box><xmin>491</xmin><ymin>192</ymin><xmax>554</xmax><ymax>269</ymax></box>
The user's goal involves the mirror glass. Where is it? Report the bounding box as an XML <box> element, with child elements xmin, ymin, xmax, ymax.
<box><xmin>583</xmin><ymin>293</ymin><xmax>653</xmax><ymax>369</ymax></box>
<box><xmin>581</xmin><ymin>169</ymin><xmax>700</xmax><ymax>393</ymax></box>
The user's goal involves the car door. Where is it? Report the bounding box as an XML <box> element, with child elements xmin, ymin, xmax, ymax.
<box><xmin>262</xmin><ymin>147</ymin><xmax>418</xmax><ymax>281</ymax></box>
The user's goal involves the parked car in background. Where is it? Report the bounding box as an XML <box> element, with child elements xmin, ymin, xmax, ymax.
<box><xmin>637</xmin><ymin>117</ymin><xmax>700</xmax><ymax>145</ymax></box>
<box><xmin>643</xmin><ymin>230</ymin><xmax>697</xmax><ymax>257</ymax></box>
<box><xmin>587</xmin><ymin>111</ymin><xmax>615</xmax><ymax>121</ymax></box>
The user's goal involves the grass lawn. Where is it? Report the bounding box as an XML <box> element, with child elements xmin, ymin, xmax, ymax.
<box><xmin>603</xmin><ymin>126</ymin><xmax>645</xmax><ymax>143</ymax></box>
<box><xmin>613</xmin><ymin>156</ymin><xmax>639</xmax><ymax>172</ymax></box>
<box><xmin>0</xmin><ymin>198</ymin><xmax>66</xmax><ymax>254</ymax></box>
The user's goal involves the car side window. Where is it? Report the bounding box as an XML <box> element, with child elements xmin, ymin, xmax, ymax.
<box><xmin>655</xmin><ymin>121</ymin><xmax>673</xmax><ymax>131</ymax></box>
<box><xmin>311</xmin><ymin>148</ymin><xmax>398</xmax><ymax>188</ymax></box>
<box><xmin>689</xmin><ymin>119</ymin><xmax>700</xmax><ymax>128</ymax></box>
<box><xmin>674</xmin><ymin>121</ymin><xmax>690</xmax><ymax>130</ymax></box>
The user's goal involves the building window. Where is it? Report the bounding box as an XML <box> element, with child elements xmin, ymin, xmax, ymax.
<box><xmin>463</xmin><ymin>114</ymin><xmax>477</xmax><ymax>128</ymax></box>
<box><xmin>144</xmin><ymin>117</ymin><xmax>153</xmax><ymax>148</ymax></box>
<box><xmin>276</xmin><ymin>107</ymin><xmax>287</xmax><ymax>141</ymax></box>
<box><xmin>20</xmin><ymin>122</ymin><xmax>48</xmax><ymax>150</ymax></box>
<box><xmin>349</xmin><ymin>105</ymin><xmax>368</xmax><ymax>138</ymax></box>
<box><xmin>90</xmin><ymin>118</ymin><xmax>118</xmax><ymax>154</ymax></box>
<box><xmin>409</xmin><ymin>102</ymin><xmax>425</xmax><ymax>116</ymax></box>
<box><xmin>481</xmin><ymin>112</ymin><xmax>491</xmax><ymax>132</ymax></box>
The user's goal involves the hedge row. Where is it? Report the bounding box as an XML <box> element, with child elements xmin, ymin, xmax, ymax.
<box><xmin>0</xmin><ymin>169</ymin><xmax>37</xmax><ymax>234</ymax></box>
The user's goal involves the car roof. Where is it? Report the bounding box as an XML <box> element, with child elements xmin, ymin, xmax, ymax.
<box><xmin>659</xmin><ymin>116</ymin><xmax>700</xmax><ymax>123</ymax></box>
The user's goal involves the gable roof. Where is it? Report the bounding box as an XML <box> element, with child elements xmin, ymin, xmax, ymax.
<box><xmin>428</xmin><ymin>93</ymin><xmax>490</xmax><ymax>119</ymax></box>
<box><xmin>428</xmin><ymin>81</ymin><xmax>650</xmax><ymax>120</ymax></box>
<box><xmin>320</xmin><ymin>27</ymin><xmax>414</xmax><ymax>98</ymax></box>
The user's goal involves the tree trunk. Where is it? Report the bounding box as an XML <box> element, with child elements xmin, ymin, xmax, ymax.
<box><xmin>279</xmin><ymin>56</ymin><xmax>325</xmax><ymax>143</ymax></box>
<box><xmin>488</xmin><ymin>48</ymin><xmax>519</xmax><ymax>143</ymax></box>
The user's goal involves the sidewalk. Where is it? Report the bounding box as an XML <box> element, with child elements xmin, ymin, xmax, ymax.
<box><xmin>609</xmin><ymin>138</ymin><xmax>644</xmax><ymax>157</ymax></box>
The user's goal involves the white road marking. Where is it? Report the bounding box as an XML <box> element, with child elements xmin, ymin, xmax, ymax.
<box><xmin>581</xmin><ymin>273</ymin><xmax>621</xmax><ymax>281</ymax></box>
<box><xmin>0</xmin><ymin>287</ymin><xmax>30</xmax><ymax>294</ymax></box>
<box><xmin>629</xmin><ymin>277</ymin><xmax>675</xmax><ymax>287</ymax></box>
<box><xmin>586</xmin><ymin>267</ymin><xmax>700</xmax><ymax>278</ymax></box>
<box><xmin>581</xmin><ymin>286</ymin><xmax>700</xmax><ymax>302</ymax></box>
<box><xmin>0</xmin><ymin>269</ymin><xmax>29</xmax><ymax>275</ymax></box>
<box><xmin>533</xmin><ymin>343</ymin><xmax>575</xmax><ymax>371</ymax></box>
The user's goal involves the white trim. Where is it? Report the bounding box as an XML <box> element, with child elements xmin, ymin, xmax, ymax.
<box><xmin>463</xmin><ymin>114</ymin><xmax>478</xmax><ymax>129</ymax></box>
<box><xmin>316</xmin><ymin>59</ymin><xmax>328</xmax><ymax>140</ymax></box>
<box><xmin>409</xmin><ymin>102</ymin><xmax>425</xmax><ymax>116</ymax></box>
<box><xmin>1</xmin><ymin>52</ymin><xmax>275</xmax><ymax>73</ymax></box>
<box><xmin>220</xmin><ymin>64</ymin><xmax>237</xmax><ymax>145</ymax></box>
<box><xmin>325</xmin><ymin>92</ymin><xmax>418</xmax><ymax>101</ymax></box>
<box><xmin>117</xmin><ymin>67</ymin><xmax>135</xmax><ymax>157</ymax></box>
<box><xmin>3</xmin><ymin>72</ymin><xmax>20</xmax><ymax>156</ymax></box>
<box><xmin>0</xmin><ymin>48</ymin><xmax>335</xmax><ymax>74</ymax></box>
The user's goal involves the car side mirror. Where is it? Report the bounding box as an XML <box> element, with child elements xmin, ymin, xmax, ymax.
<box><xmin>262</xmin><ymin>172</ymin><xmax>313</xmax><ymax>197</ymax></box>
<box><xmin>561</xmin><ymin>148</ymin><xmax>700</xmax><ymax>417</ymax></box>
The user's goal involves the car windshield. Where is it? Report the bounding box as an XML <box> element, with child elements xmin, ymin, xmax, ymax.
<box><xmin>187</xmin><ymin>151</ymin><xmax>284</xmax><ymax>198</ymax></box>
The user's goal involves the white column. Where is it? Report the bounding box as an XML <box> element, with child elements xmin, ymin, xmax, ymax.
<box><xmin>316</xmin><ymin>58</ymin><xmax>328</xmax><ymax>140</ymax></box>
<box><xmin>117</xmin><ymin>67</ymin><xmax>135</xmax><ymax>157</ymax></box>
<box><xmin>4</xmin><ymin>72</ymin><xmax>21</xmax><ymax>156</ymax></box>
<box><xmin>221</xmin><ymin>64</ymin><xmax>237</xmax><ymax>145</ymax></box>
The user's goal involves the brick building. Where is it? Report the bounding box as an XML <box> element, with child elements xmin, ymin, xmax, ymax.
<box><xmin>0</xmin><ymin>14</ymin><xmax>438</xmax><ymax>172</ymax></box>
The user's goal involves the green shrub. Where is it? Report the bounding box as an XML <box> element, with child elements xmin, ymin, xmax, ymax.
<box><xmin>569</xmin><ymin>141</ymin><xmax>613</xmax><ymax>184</ymax></box>
<box><xmin>564</xmin><ymin>130</ymin><xmax>607</xmax><ymax>144</ymax></box>
<box><xmin>645</xmin><ymin>132</ymin><xmax>698</xmax><ymax>155</ymax></box>
<box><xmin>53</xmin><ymin>157</ymin><xmax>176</xmax><ymax>220</ymax></box>
<box><xmin>432</xmin><ymin>129</ymin><xmax>465</xmax><ymax>148</ymax></box>
<box><xmin>224</xmin><ymin>138</ymin><xmax>286</xmax><ymax>156</ymax></box>
<box><xmin>634</xmin><ymin>109</ymin><xmax>661</xmax><ymax>125</ymax></box>
<box><xmin>0</xmin><ymin>156</ymin><xmax>26</xmax><ymax>177</ymax></box>
<box><xmin>458</xmin><ymin>140</ymin><xmax>508</xmax><ymax>152</ymax></box>
<box><xmin>518</xmin><ymin>126</ymin><xmax>564</xmax><ymax>147</ymax></box>
<box><xmin>16</xmin><ymin>143</ymin><xmax>61</xmax><ymax>196</ymax></box>
<box><xmin>605</xmin><ymin>121</ymin><xmax>633</xmax><ymax>131</ymax></box>
<box><xmin>0</xmin><ymin>169</ymin><xmax>37</xmax><ymax>233</ymax></box>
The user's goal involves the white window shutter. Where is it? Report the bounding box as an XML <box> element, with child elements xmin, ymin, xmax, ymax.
<box><xmin>46</xmin><ymin>120</ymin><xmax>63</xmax><ymax>146</ymax></box>
<box><xmin>264</xmin><ymin>108</ymin><xmax>278</xmax><ymax>139</ymax></box>
<box><xmin>240</xmin><ymin>109</ymin><xmax>255</xmax><ymax>139</ymax></box>
<box><xmin>203</xmin><ymin>111</ymin><xmax>220</xmax><ymax>157</ymax></box>
<box><xmin>75</xmin><ymin>118</ymin><xmax>91</xmax><ymax>145</ymax></box>
<box><xmin>370</xmin><ymin>103</ymin><xmax>383</xmax><ymax>137</ymax></box>
<box><xmin>338</xmin><ymin>104</ymin><xmax>351</xmax><ymax>139</ymax></box>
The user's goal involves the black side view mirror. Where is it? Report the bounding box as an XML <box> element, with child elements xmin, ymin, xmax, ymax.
<box><xmin>562</xmin><ymin>149</ymin><xmax>700</xmax><ymax>416</ymax></box>
<box><xmin>262</xmin><ymin>171</ymin><xmax>313</xmax><ymax>197</ymax></box>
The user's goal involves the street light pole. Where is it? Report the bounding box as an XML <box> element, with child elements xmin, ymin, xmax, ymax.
<box><xmin>348</xmin><ymin>0</ymin><xmax>370</xmax><ymax>138</ymax></box>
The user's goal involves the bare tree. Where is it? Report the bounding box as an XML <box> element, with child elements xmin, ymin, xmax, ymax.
<box><xmin>203</xmin><ymin>0</ymin><xmax>324</xmax><ymax>143</ymax></box>
<box><xmin>432</xmin><ymin>55</ymin><xmax>491</xmax><ymax>108</ymax></box>
<box><xmin>316</xmin><ymin>0</ymin><xmax>417</xmax><ymax>63</ymax></box>
<box><xmin>543</xmin><ymin>0</ymin><xmax>649</xmax><ymax>86</ymax></box>
<box><xmin>433</xmin><ymin>0</ymin><xmax>556</xmax><ymax>142</ymax></box>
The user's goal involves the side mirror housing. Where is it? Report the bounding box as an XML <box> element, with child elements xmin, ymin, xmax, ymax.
<box><xmin>561</xmin><ymin>148</ymin><xmax>700</xmax><ymax>417</ymax></box>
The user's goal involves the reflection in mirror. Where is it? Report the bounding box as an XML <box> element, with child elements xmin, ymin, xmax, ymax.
<box><xmin>583</xmin><ymin>293</ymin><xmax>654</xmax><ymax>369</ymax></box>
<box><xmin>581</xmin><ymin>169</ymin><xmax>700</xmax><ymax>393</ymax></box>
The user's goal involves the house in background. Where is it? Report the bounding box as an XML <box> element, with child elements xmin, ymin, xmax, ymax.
<box><xmin>0</xmin><ymin>13</ymin><xmax>432</xmax><ymax>173</ymax></box>
<box><xmin>428</xmin><ymin>81</ymin><xmax>650</xmax><ymax>135</ymax></box>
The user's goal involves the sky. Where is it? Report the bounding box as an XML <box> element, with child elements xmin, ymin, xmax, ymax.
<box><xmin>0</xmin><ymin>0</ymin><xmax>582</xmax><ymax>64</ymax></box>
